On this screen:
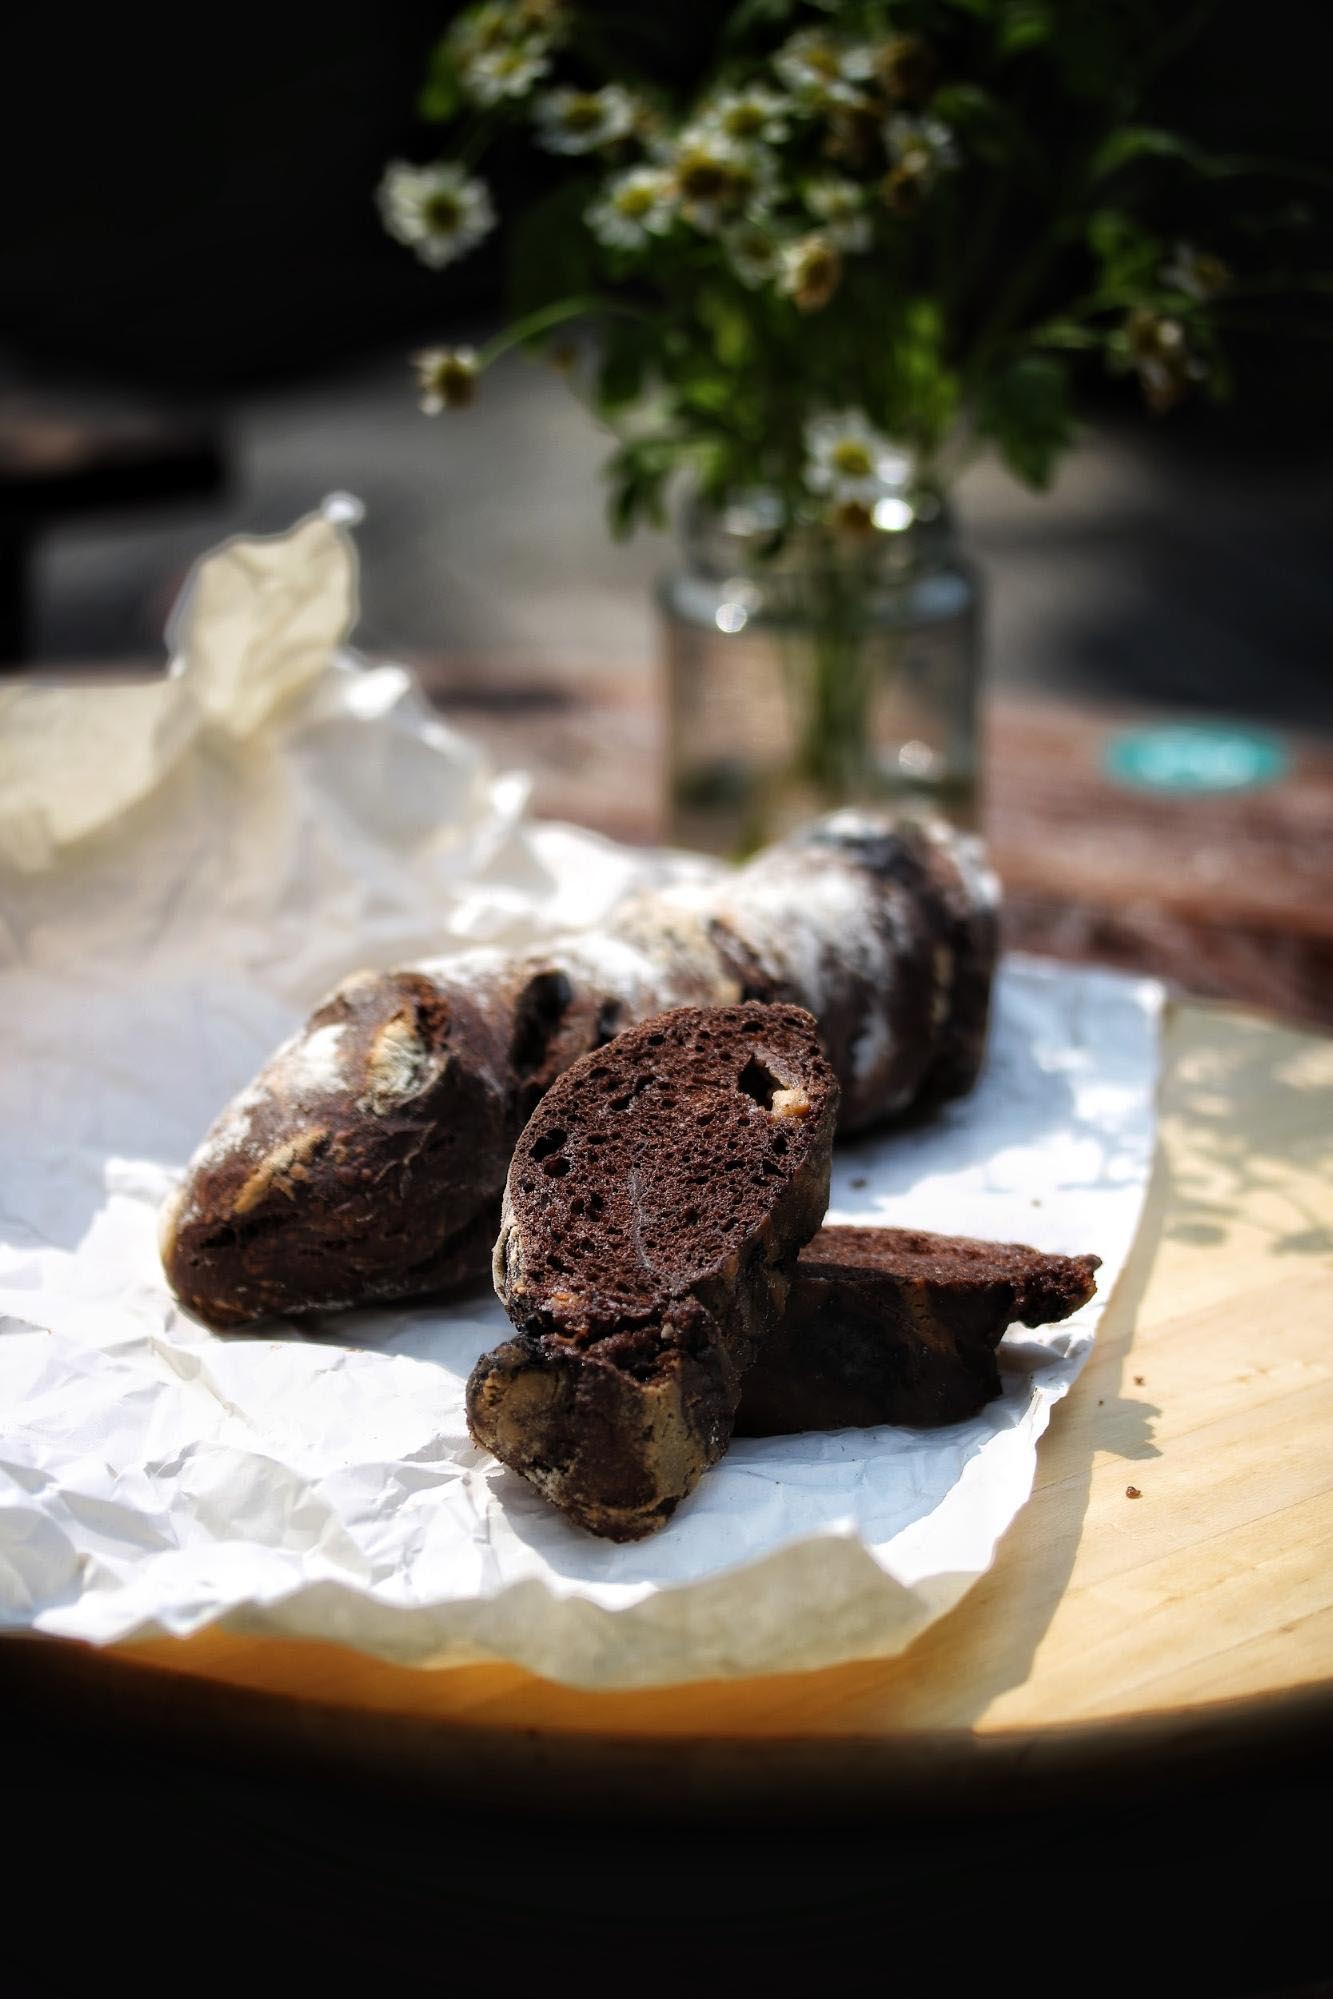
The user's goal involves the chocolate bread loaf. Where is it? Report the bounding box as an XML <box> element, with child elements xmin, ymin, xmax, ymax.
<box><xmin>161</xmin><ymin>811</ymin><xmax>997</xmax><ymax>1327</ymax></box>
<box><xmin>470</xmin><ymin>1004</ymin><xmax>838</xmax><ymax>1540</ymax></box>
<box><xmin>736</xmin><ymin>1225</ymin><xmax>1101</xmax><ymax>1435</ymax></box>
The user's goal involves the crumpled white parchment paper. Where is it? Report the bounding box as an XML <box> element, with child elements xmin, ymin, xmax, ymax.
<box><xmin>0</xmin><ymin>504</ymin><xmax>1161</xmax><ymax>1689</ymax></box>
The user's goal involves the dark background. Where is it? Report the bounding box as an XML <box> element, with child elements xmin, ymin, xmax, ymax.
<box><xmin>8</xmin><ymin>0</ymin><xmax>1331</xmax><ymax>413</ymax></box>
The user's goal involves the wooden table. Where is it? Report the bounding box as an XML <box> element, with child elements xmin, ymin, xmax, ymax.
<box><xmin>8</xmin><ymin>998</ymin><xmax>1329</xmax><ymax>1818</ymax></box>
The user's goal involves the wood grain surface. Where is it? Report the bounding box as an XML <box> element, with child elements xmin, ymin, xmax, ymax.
<box><xmin>16</xmin><ymin>998</ymin><xmax>1312</xmax><ymax>1811</ymax></box>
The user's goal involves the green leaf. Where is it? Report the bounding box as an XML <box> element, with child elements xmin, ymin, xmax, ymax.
<box><xmin>1086</xmin><ymin>208</ymin><xmax>1162</xmax><ymax>293</ymax></box>
<box><xmin>604</xmin><ymin>435</ymin><xmax>678</xmax><ymax>540</ymax></box>
<box><xmin>997</xmin><ymin>2</ymin><xmax>1055</xmax><ymax>53</ymax></box>
<box><xmin>419</xmin><ymin>39</ymin><xmax>462</xmax><ymax>124</ymax></box>
<box><xmin>975</xmin><ymin>353</ymin><xmax>1073</xmax><ymax>488</ymax></box>
<box><xmin>1090</xmin><ymin>127</ymin><xmax>1206</xmax><ymax>181</ymax></box>
<box><xmin>698</xmin><ymin>289</ymin><xmax>753</xmax><ymax>372</ymax></box>
<box><xmin>596</xmin><ymin>326</ymin><xmax>651</xmax><ymax>411</ymax></box>
<box><xmin>1031</xmin><ymin>317</ymin><xmax>1102</xmax><ymax>351</ymax></box>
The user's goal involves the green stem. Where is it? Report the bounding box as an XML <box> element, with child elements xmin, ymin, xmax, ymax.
<box><xmin>475</xmin><ymin>295</ymin><xmax>651</xmax><ymax>369</ymax></box>
<box><xmin>787</xmin><ymin>540</ymin><xmax>877</xmax><ymax>799</ymax></box>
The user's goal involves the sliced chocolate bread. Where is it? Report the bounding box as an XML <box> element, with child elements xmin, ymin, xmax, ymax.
<box><xmin>736</xmin><ymin>1225</ymin><xmax>1101</xmax><ymax>1435</ymax></box>
<box><xmin>470</xmin><ymin>1004</ymin><xmax>839</xmax><ymax>1540</ymax></box>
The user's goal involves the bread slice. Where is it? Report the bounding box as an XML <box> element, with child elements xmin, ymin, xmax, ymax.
<box><xmin>735</xmin><ymin>1225</ymin><xmax>1101</xmax><ymax>1434</ymax></box>
<box><xmin>470</xmin><ymin>1004</ymin><xmax>839</xmax><ymax>1540</ymax></box>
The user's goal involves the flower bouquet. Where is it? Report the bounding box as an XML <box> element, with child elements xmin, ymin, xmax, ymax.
<box><xmin>378</xmin><ymin>0</ymin><xmax>1316</xmax><ymax>846</ymax></box>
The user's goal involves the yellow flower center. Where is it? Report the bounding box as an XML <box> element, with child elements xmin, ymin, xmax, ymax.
<box><xmin>724</xmin><ymin>102</ymin><xmax>765</xmax><ymax>136</ymax></box>
<box><xmin>563</xmin><ymin>96</ymin><xmax>603</xmax><ymax>132</ymax></box>
<box><xmin>679</xmin><ymin>156</ymin><xmax>735</xmax><ymax>204</ymax></box>
<box><xmin>425</xmin><ymin>191</ymin><xmax>463</xmax><ymax>232</ymax></box>
<box><xmin>617</xmin><ymin>183</ymin><xmax>656</xmax><ymax>219</ymax></box>
<box><xmin>831</xmin><ymin>440</ymin><xmax>874</xmax><ymax>478</ymax></box>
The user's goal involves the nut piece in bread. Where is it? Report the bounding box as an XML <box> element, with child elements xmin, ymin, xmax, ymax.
<box><xmin>470</xmin><ymin>1004</ymin><xmax>839</xmax><ymax>1540</ymax></box>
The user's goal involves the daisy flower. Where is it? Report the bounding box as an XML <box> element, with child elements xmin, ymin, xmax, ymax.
<box><xmin>448</xmin><ymin>4</ymin><xmax>515</xmax><ymax>61</ymax></box>
<box><xmin>884</xmin><ymin>113</ymin><xmax>959</xmax><ymax>176</ymax></box>
<box><xmin>777</xmin><ymin>233</ymin><xmax>843</xmax><ymax>313</ymax></box>
<box><xmin>804</xmin><ymin>177</ymin><xmax>872</xmax><ymax>253</ymax></box>
<box><xmin>774</xmin><ymin>29</ymin><xmax>875</xmax><ymax>108</ymax></box>
<box><xmin>587</xmin><ymin>167</ymin><xmax>675</xmax><ymax>251</ymax></box>
<box><xmin>413</xmin><ymin>346</ymin><xmax>480</xmax><ymax>413</ymax></box>
<box><xmin>671</xmin><ymin>128</ymin><xmax>777</xmax><ymax>234</ymax></box>
<box><xmin>462</xmin><ymin>40</ymin><xmax>551</xmax><ymax>105</ymax></box>
<box><xmin>804</xmin><ymin>410</ymin><xmax>912</xmax><ymax>504</ymax></box>
<box><xmin>700</xmin><ymin>86</ymin><xmax>791</xmax><ymax>146</ymax></box>
<box><xmin>534</xmin><ymin>84</ymin><xmax>637</xmax><ymax>154</ymax></box>
<box><xmin>723</xmin><ymin>216</ymin><xmax>783</xmax><ymax>288</ymax></box>
<box><xmin>1125</xmin><ymin>310</ymin><xmax>1206</xmax><ymax>413</ymax></box>
<box><xmin>1161</xmin><ymin>243</ymin><xmax>1230</xmax><ymax>300</ymax></box>
<box><xmin>378</xmin><ymin>162</ymin><xmax>496</xmax><ymax>270</ymax></box>
<box><xmin>881</xmin><ymin>114</ymin><xmax>959</xmax><ymax>214</ymax></box>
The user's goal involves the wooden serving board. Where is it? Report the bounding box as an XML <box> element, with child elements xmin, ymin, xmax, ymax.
<box><xmin>9</xmin><ymin>1000</ymin><xmax>1332</xmax><ymax>1812</ymax></box>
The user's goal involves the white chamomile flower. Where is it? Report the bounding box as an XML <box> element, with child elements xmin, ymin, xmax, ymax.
<box><xmin>535</xmin><ymin>84</ymin><xmax>637</xmax><ymax>154</ymax></box>
<box><xmin>884</xmin><ymin>113</ymin><xmax>959</xmax><ymax>176</ymax></box>
<box><xmin>671</xmin><ymin>127</ymin><xmax>777</xmax><ymax>234</ymax></box>
<box><xmin>700</xmin><ymin>86</ymin><xmax>791</xmax><ymax>146</ymax></box>
<box><xmin>587</xmin><ymin>167</ymin><xmax>675</xmax><ymax>251</ymax></box>
<box><xmin>378</xmin><ymin>161</ymin><xmax>496</xmax><ymax>270</ymax></box>
<box><xmin>1161</xmin><ymin>242</ymin><xmax>1230</xmax><ymax>300</ymax></box>
<box><xmin>776</xmin><ymin>232</ymin><xmax>842</xmax><ymax>313</ymax></box>
<box><xmin>804</xmin><ymin>410</ymin><xmax>911</xmax><ymax>504</ymax></box>
<box><xmin>723</xmin><ymin>216</ymin><xmax>782</xmax><ymax>288</ymax></box>
<box><xmin>774</xmin><ymin>29</ymin><xmax>875</xmax><ymax>107</ymax></box>
<box><xmin>448</xmin><ymin>3</ymin><xmax>515</xmax><ymax>61</ymax></box>
<box><xmin>462</xmin><ymin>40</ymin><xmax>552</xmax><ymax>105</ymax></box>
<box><xmin>804</xmin><ymin>177</ymin><xmax>872</xmax><ymax>253</ymax></box>
<box><xmin>413</xmin><ymin>346</ymin><xmax>480</xmax><ymax>413</ymax></box>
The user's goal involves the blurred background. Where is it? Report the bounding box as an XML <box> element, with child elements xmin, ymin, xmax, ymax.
<box><xmin>4</xmin><ymin>0</ymin><xmax>1331</xmax><ymax>1015</ymax></box>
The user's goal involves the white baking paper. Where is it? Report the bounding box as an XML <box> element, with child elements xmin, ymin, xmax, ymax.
<box><xmin>0</xmin><ymin>505</ymin><xmax>1161</xmax><ymax>1689</ymax></box>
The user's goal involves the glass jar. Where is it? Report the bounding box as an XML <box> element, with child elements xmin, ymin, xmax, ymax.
<box><xmin>660</xmin><ymin>484</ymin><xmax>982</xmax><ymax>857</ymax></box>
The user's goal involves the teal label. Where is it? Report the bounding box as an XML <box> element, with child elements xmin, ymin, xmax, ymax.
<box><xmin>1105</xmin><ymin>724</ymin><xmax>1287</xmax><ymax>794</ymax></box>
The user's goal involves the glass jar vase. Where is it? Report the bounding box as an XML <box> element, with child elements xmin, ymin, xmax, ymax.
<box><xmin>660</xmin><ymin>485</ymin><xmax>982</xmax><ymax>857</ymax></box>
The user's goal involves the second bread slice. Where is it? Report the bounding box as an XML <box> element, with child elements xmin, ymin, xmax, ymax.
<box><xmin>470</xmin><ymin>1004</ymin><xmax>839</xmax><ymax>1540</ymax></box>
<box><xmin>737</xmin><ymin>1224</ymin><xmax>1101</xmax><ymax>1433</ymax></box>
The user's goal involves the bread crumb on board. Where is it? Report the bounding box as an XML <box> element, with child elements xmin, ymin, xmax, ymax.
<box><xmin>1125</xmin><ymin>1485</ymin><xmax>1142</xmax><ymax>1499</ymax></box>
